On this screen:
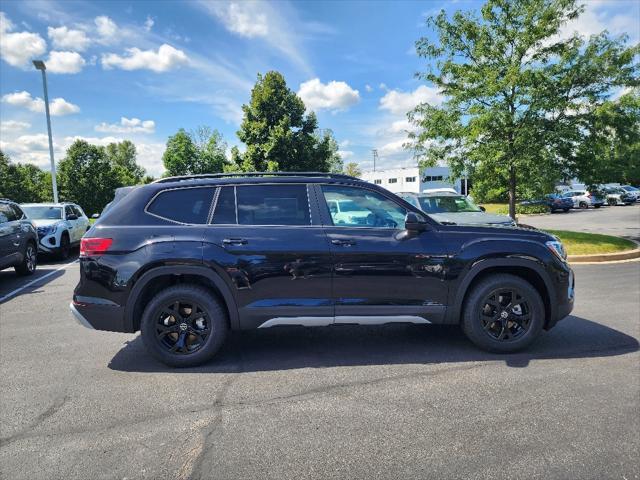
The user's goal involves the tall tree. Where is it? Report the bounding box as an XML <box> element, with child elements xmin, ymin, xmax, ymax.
<box><xmin>105</xmin><ymin>140</ymin><xmax>145</xmax><ymax>185</ymax></box>
<box><xmin>409</xmin><ymin>0</ymin><xmax>638</xmax><ymax>218</ymax></box>
<box><xmin>236</xmin><ymin>71</ymin><xmax>338</xmax><ymax>172</ymax></box>
<box><xmin>344</xmin><ymin>162</ymin><xmax>362</xmax><ymax>178</ymax></box>
<box><xmin>0</xmin><ymin>151</ymin><xmax>53</xmax><ymax>203</ymax></box>
<box><xmin>162</xmin><ymin>127</ymin><xmax>228</xmax><ymax>176</ymax></box>
<box><xmin>58</xmin><ymin>140</ymin><xmax>121</xmax><ymax>215</ymax></box>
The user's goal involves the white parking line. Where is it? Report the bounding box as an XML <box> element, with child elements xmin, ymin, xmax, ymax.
<box><xmin>0</xmin><ymin>259</ymin><xmax>78</xmax><ymax>304</ymax></box>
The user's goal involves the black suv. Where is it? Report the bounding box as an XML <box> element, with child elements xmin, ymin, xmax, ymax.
<box><xmin>71</xmin><ymin>173</ymin><xmax>574</xmax><ymax>367</ymax></box>
<box><xmin>0</xmin><ymin>199</ymin><xmax>38</xmax><ymax>276</ymax></box>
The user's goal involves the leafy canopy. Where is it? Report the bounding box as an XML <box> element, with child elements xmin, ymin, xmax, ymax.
<box><xmin>409</xmin><ymin>0</ymin><xmax>638</xmax><ymax>216</ymax></box>
<box><xmin>162</xmin><ymin>127</ymin><xmax>228</xmax><ymax>176</ymax></box>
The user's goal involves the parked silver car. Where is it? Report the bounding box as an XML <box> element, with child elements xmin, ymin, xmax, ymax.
<box><xmin>561</xmin><ymin>189</ymin><xmax>604</xmax><ymax>209</ymax></box>
<box><xmin>399</xmin><ymin>192</ymin><xmax>515</xmax><ymax>226</ymax></box>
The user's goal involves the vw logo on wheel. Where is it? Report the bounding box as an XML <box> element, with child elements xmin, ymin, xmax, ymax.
<box><xmin>179</xmin><ymin>323</ymin><xmax>188</xmax><ymax>331</ymax></box>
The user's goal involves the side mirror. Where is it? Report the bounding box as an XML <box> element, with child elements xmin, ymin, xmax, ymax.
<box><xmin>91</xmin><ymin>213</ymin><xmax>100</xmax><ymax>219</ymax></box>
<box><xmin>67</xmin><ymin>214</ymin><xmax>78</xmax><ymax>220</ymax></box>
<box><xmin>405</xmin><ymin>212</ymin><xmax>428</xmax><ymax>232</ymax></box>
<box><xmin>479</xmin><ymin>206</ymin><xmax>486</xmax><ymax>212</ymax></box>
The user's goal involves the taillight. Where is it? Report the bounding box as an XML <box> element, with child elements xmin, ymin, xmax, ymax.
<box><xmin>586</xmin><ymin>192</ymin><xmax>591</xmax><ymax>197</ymax></box>
<box><xmin>80</xmin><ymin>237</ymin><xmax>113</xmax><ymax>257</ymax></box>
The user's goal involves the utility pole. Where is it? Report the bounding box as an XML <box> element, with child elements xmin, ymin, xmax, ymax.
<box><xmin>32</xmin><ymin>60</ymin><xmax>59</xmax><ymax>203</ymax></box>
<box><xmin>372</xmin><ymin>149</ymin><xmax>379</xmax><ymax>172</ymax></box>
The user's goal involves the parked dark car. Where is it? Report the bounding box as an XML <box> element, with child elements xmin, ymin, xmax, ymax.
<box><xmin>0</xmin><ymin>199</ymin><xmax>38</xmax><ymax>276</ymax></box>
<box><xmin>521</xmin><ymin>194</ymin><xmax>573</xmax><ymax>213</ymax></box>
<box><xmin>71</xmin><ymin>173</ymin><xmax>574</xmax><ymax>367</ymax></box>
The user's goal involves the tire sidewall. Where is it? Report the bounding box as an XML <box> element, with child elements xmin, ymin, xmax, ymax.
<box><xmin>140</xmin><ymin>285</ymin><xmax>228</xmax><ymax>367</ymax></box>
<box><xmin>462</xmin><ymin>275</ymin><xmax>545</xmax><ymax>353</ymax></box>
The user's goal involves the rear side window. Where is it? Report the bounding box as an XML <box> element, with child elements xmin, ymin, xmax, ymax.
<box><xmin>236</xmin><ymin>185</ymin><xmax>310</xmax><ymax>225</ymax></box>
<box><xmin>147</xmin><ymin>187</ymin><xmax>214</xmax><ymax>224</ymax></box>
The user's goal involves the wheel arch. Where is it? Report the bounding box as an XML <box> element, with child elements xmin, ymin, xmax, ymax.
<box><xmin>447</xmin><ymin>258</ymin><xmax>556</xmax><ymax>329</ymax></box>
<box><xmin>125</xmin><ymin>265</ymin><xmax>239</xmax><ymax>332</ymax></box>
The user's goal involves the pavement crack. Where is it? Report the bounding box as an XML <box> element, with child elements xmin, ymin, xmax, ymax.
<box><xmin>0</xmin><ymin>394</ymin><xmax>69</xmax><ymax>447</ymax></box>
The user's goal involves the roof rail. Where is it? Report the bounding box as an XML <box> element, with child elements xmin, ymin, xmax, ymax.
<box><xmin>153</xmin><ymin>171</ymin><xmax>359</xmax><ymax>184</ymax></box>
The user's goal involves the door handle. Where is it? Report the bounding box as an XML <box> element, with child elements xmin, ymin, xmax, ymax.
<box><xmin>331</xmin><ymin>239</ymin><xmax>356</xmax><ymax>247</ymax></box>
<box><xmin>223</xmin><ymin>238</ymin><xmax>248</xmax><ymax>245</ymax></box>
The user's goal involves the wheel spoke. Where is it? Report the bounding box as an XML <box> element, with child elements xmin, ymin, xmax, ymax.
<box><xmin>170</xmin><ymin>332</ymin><xmax>187</xmax><ymax>353</ymax></box>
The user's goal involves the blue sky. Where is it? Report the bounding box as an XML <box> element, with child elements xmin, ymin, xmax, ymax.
<box><xmin>1</xmin><ymin>0</ymin><xmax>638</xmax><ymax>177</ymax></box>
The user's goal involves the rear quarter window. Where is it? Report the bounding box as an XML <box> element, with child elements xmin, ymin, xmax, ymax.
<box><xmin>147</xmin><ymin>187</ymin><xmax>215</xmax><ymax>224</ymax></box>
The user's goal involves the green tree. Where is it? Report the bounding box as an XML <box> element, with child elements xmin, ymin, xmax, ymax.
<box><xmin>344</xmin><ymin>162</ymin><xmax>362</xmax><ymax>177</ymax></box>
<box><xmin>409</xmin><ymin>0</ymin><xmax>638</xmax><ymax>218</ymax></box>
<box><xmin>162</xmin><ymin>127</ymin><xmax>228</xmax><ymax>176</ymax></box>
<box><xmin>105</xmin><ymin>140</ymin><xmax>145</xmax><ymax>185</ymax></box>
<box><xmin>0</xmin><ymin>150</ymin><xmax>52</xmax><ymax>203</ymax></box>
<box><xmin>236</xmin><ymin>71</ymin><xmax>337</xmax><ymax>172</ymax></box>
<box><xmin>573</xmin><ymin>91</ymin><xmax>640</xmax><ymax>186</ymax></box>
<box><xmin>58</xmin><ymin>140</ymin><xmax>121</xmax><ymax>215</ymax></box>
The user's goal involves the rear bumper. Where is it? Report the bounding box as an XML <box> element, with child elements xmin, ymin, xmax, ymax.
<box><xmin>70</xmin><ymin>298</ymin><xmax>129</xmax><ymax>332</ymax></box>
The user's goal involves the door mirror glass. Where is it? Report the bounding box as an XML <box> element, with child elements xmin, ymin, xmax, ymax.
<box><xmin>404</xmin><ymin>212</ymin><xmax>427</xmax><ymax>232</ymax></box>
<box><xmin>479</xmin><ymin>205</ymin><xmax>486</xmax><ymax>212</ymax></box>
<box><xmin>91</xmin><ymin>213</ymin><xmax>100</xmax><ymax>219</ymax></box>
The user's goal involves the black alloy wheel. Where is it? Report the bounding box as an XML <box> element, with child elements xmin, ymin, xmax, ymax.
<box><xmin>155</xmin><ymin>300</ymin><xmax>210</xmax><ymax>355</ymax></box>
<box><xmin>15</xmin><ymin>242</ymin><xmax>37</xmax><ymax>276</ymax></box>
<box><xmin>479</xmin><ymin>289</ymin><xmax>532</xmax><ymax>342</ymax></box>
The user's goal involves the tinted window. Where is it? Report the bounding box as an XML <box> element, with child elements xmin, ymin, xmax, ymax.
<box><xmin>211</xmin><ymin>187</ymin><xmax>237</xmax><ymax>224</ymax></box>
<box><xmin>321</xmin><ymin>185</ymin><xmax>406</xmax><ymax>229</ymax></box>
<box><xmin>10</xmin><ymin>204</ymin><xmax>24</xmax><ymax>220</ymax></box>
<box><xmin>236</xmin><ymin>185</ymin><xmax>310</xmax><ymax>226</ymax></box>
<box><xmin>72</xmin><ymin>205</ymin><xmax>84</xmax><ymax>218</ymax></box>
<box><xmin>0</xmin><ymin>203</ymin><xmax>18</xmax><ymax>223</ymax></box>
<box><xmin>148</xmin><ymin>187</ymin><xmax>214</xmax><ymax>224</ymax></box>
<box><xmin>65</xmin><ymin>205</ymin><xmax>75</xmax><ymax>218</ymax></box>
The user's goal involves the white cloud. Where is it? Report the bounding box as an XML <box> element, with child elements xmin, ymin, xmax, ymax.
<box><xmin>101</xmin><ymin>44</ymin><xmax>189</xmax><ymax>72</ymax></box>
<box><xmin>365</xmin><ymin>84</ymin><xmax>373</xmax><ymax>93</ymax></box>
<box><xmin>378</xmin><ymin>139</ymin><xmax>407</xmax><ymax>156</ymax></box>
<box><xmin>338</xmin><ymin>150</ymin><xmax>354</xmax><ymax>160</ymax></box>
<box><xmin>0</xmin><ymin>12</ymin><xmax>47</xmax><ymax>68</ymax></box>
<box><xmin>46</xmin><ymin>50</ymin><xmax>85</xmax><ymax>74</ymax></box>
<box><xmin>195</xmin><ymin>0</ymin><xmax>312</xmax><ymax>74</ymax></box>
<box><xmin>95</xmin><ymin>15</ymin><xmax>118</xmax><ymax>41</ymax></box>
<box><xmin>298</xmin><ymin>78</ymin><xmax>360</xmax><ymax>111</ymax></box>
<box><xmin>2</xmin><ymin>90</ymin><xmax>80</xmax><ymax>116</ymax></box>
<box><xmin>557</xmin><ymin>1</ymin><xmax>640</xmax><ymax>41</ymax></box>
<box><xmin>206</xmin><ymin>2</ymin><xmax>268</xmax><ymax>38</ymax></box>
<box><xmin>1</xmin><ymin>120</ymin><xmax>31</xmax><ymax>132</ymax></box>
<box><xmin>47</xmin><ymin>26</ymin><xmax>90</xmax><ymax>51</ymax></box>
<box><xmin>95</xmin><ymin>117</ymin><xmax>156</xmax><ymax>134</ymax></box>
<box><xmin>144</xmin><ymin>16</ymin><xmax>154</xmax><ymax>32</ymax></box>
<box><xmin>379</xmin><ymin>85</ymin><xmax>443</xmax><ymax>115</ymax></box>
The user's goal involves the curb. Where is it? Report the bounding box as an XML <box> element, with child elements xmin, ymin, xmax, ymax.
<box><xmin>568</xmin><ymin>239</ymin><xmax>640</xmax><ymax>264</ymax></box>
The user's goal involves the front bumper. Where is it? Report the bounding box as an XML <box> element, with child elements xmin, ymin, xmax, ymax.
<box><xmin>37</xmin><ymin>233</ymin><xmax>60</xmax><ymax>253</ymax></box>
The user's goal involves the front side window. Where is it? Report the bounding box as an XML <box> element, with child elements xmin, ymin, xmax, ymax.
<box><xmin>147</xmin><ymin>187</ymin><xmax>215</xmax><ymax>224</ymax></box>
<box><xmin>236</xmin><ymin>185</ymin><xmax>310</xmax><ymax>226</ymax></box>
<box><xmin>321</xmin><ymin>185</ymin><xmax>407</xmax><ymax>229</ymax></box>
<box><xmin>65</xmin><ymin>205</ymin><xmax>75</xmax><ymax>218</ymax></box>
<box><xmin>0</xmin><ymin>203</ymin><xmax>17</xmax><ymax>223</ymax></box>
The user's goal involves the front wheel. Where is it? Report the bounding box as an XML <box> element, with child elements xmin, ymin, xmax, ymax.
<box><xmin>140</xmin><ymin>285</ymin><xmax>229</xmax><ymax>367</ymax></box>
<box><xmin>58</xmin><ymin>233</ymin><xmax>70</xmax><ymax>260</ymax></box>
<box><xmin>563</xmin><ymin>208</ymin><xmax>570</xmax><ymax>212</ymax></box>
<box><xmin>579</xmin><ymin>201</ymin><xmax>588</xmax><ymax>209</ymax></box>
<box><xmin>461</xmin><ymin>274</ymin><xmax>545</xmax><ymax>353</ymax></box>
<box><xmin>15</xmin><ymin>242</ymin><xmax>37</xmax><ymax>276</ymax></box>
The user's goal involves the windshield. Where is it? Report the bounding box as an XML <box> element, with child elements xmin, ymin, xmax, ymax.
<box><xmin>418</xmin><ymin>195</ymin><xmax>482</xmax><ymax>213</ymax></box>
<box><xmin>22</xmin><ymin>206</ymin><xmax>63</xmax><ymax>220</ymax></box>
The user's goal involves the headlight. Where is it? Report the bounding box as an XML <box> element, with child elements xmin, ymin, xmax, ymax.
<box><xmin>37</xmin><ymin>224</ymin><xmax>58</xmax><ymax>236</ymax></box>
<box><xmin>546</xmin><ymin>240</ymin><xmax>567</xmax><ymax>262</ymax></box>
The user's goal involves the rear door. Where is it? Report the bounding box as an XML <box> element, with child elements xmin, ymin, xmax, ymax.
<box><xmin>203</xmin><ymin>183</ymin><xmax>333</xmax><ymax>329</ymax></box>
<box><xmin>0</xmin><ymin>203</ymin><xmax>20</xmax><ymax>268</ymax></box>
<box><xmin>316</xmin><ymin>184</ymin><xmax>449</xmax><ymax>324</ymax></box>
<box><xmin>64</xmin><ymin>205</ymin><xmax>81</xmax><ymax>243</ymax></box>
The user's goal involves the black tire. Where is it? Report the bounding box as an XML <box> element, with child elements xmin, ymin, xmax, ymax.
<box><xmin>58</xmin><ymin>233</ymin><xmax>70</xmax><ymax>260</ymax></box>
<box><xmin>608</xmin><ymin>198</ymin><xmax>617</xmax><ymax>206</ymax></box>
<box><xmin>563</xmin><ymin>208</ymin><xmax>570</xmax><ymax>212</ymax></box>
<box><xmin>15</xmin><ymin>241</ymin><xmax>37</xmax><ymax>276</ymax></box>
<box><xmin>461</xmin><ymin>274</ymin><xmax>545</xmax><ymax>353</ymax></box>
<box><xmin>140</xmin><ymin>284</ymin><xmax>229</xmax><ymax>367</ymax></box>
<box><xmin>594</xmin><ymin>205</ymin><xmax>601</xmax><ymax>208</ymax></box>
<box><xmin>579</xmin><ymin>201</ymin><xmax>588</xmax><ymax>209</ymax></box>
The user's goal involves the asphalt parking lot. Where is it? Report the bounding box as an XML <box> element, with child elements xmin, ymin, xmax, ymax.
<box><xmin>1</xmin><ymin>211</ymin><xmax>639</xmax><ymax>480</ymax></box>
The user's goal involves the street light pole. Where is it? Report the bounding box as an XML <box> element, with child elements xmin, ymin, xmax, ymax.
<box><xmin>32</xmin><ymin>60</ymin><xmax>58</xmax><ymax>203</ymax></box>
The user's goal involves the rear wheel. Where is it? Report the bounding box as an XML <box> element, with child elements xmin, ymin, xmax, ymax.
<box><xmin>461</xmin><ymin>274</ymin><xmax>545</xmax><ymax>353</ymax></box>
<box><xmin>15</xmin><ymin>242</ymin><xmax>37</xmax><ymax>276</ymax></box>
<box><xmin>594</xmin><ymin>204</ymin><xmax>601</xmax><ymax>209</ymax></box>
<box><xmin>608</xmin><ymin>198</ymin><xmax>617</xmax><ymax>206</ymax></box>
<box><xmin>563</xmin><ymin>208</ymin><xmax>570</xmax><ymax>212</ymax></box>
<box><xmin>579</xmin><ymin>201</ymin><xmax>588</xmax><ymax>209</ymax></box>
<box><xmin>58</xmin><ymin>233</ymin><xmax>70</xmax><ymax>260</ymax></box>
<box><xmin>140</xmin><ymin>285</ymin><xmax>229</xmax><ymax>367</ymax></box>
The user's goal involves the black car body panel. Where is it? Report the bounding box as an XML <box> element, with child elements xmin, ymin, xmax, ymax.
<box><xmin>0</xmin><ymin>199</ymin><xmax>38</xmax><ymax>272</ymax></box>
<box><xmin>72</xmin><ymin>174</ymin><xmax>574</xmax><ymax>338</ymax></box>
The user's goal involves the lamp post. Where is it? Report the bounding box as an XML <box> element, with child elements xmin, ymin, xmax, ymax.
<box><xmin>32</xmin><ymin>60</ymin><xmax>58</xmax><ymax>203</ymax></box>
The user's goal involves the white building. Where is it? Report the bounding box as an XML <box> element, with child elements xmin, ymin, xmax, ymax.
<box><xmin>361</xmin><ymin>166</ymin><xmax>467</xmax><ymax>194</ymax></box>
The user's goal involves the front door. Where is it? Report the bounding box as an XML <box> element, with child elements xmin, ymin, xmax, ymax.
<box><xmin>203</xmin><ymin>184</ymin><xmax>333</xmax><ymax>329</ymax></box>
<box><xmin>0</xmin><ymin>203</ymin><xmax>20</xmax><ymax>268</ymax></box>
<box><xmin>317</xmin><ymin>184</ymin><xmax>449</xmax><ymax>324</ymax></box>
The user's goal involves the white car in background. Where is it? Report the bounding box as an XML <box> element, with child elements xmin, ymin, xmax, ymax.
<box><xmin>20</xmin><ymin>203</ymin><xmax>90</xmax><ymax>259</ymax></box>
<box><xmin>620</xmin><ymin>185</ymin><xmax>640</xmax><ymax>202</ymax></box>
<box><xmin>561</xmin><ymin>189</ymin><xmax>604</xmax><ymax>209</ymax></box>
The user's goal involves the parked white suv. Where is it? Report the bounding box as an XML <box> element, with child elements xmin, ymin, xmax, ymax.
<box><xmin>561</xmin><ymin>190</ymin><xmax>604</xmax><ymax>209</ymax></box>
<box><xmin>21</xmin><ymin>203</ymin><xmax>90</xmax><ymax>259</ymax></box>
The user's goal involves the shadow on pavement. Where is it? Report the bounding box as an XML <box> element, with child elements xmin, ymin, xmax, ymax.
<box><xmin>108</xmin><ymin>315</ymin><xmax>639</xmax><ymax>373</ymax></box>
<box><xmin>0</xmin><ymin>251</ymin><xmax>78</xmax><ymax>303</ymax></box>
